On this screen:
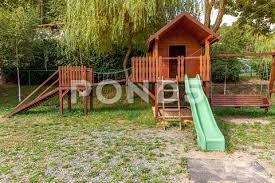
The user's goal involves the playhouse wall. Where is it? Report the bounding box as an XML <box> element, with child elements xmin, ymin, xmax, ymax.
<box><xmin>152</xmin><ymin>24</ymin><xmax>202</xmax><ymax>79</ymax></box>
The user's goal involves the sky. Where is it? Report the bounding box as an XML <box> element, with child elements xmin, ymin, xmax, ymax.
<box><xmin>221</xmin><ymin>14</ymin><xmax>238</xmax><ymax>25</ymax></box>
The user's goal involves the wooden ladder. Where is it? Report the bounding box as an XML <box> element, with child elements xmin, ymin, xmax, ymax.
<box><xmin>158</xmin><ymin>76</ymin><xmax>182</xmax><ymax>129</ymax></box>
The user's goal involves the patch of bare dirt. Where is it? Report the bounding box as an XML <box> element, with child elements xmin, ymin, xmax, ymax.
<box><xmin>0</xmin><ymin>116</ymin><xmax>7</xmax><ymax>123</ymax></box>
<box><xmin>222</xmin><ymin>116</ymin><xmax>271</xmax><ymax>125</ymax></box>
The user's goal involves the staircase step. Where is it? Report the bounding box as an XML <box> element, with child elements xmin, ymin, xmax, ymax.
<box><xmin>162</xmin><ymin>98</ymin><xmax>178</xmax><ymax>102</ymax></box>
<box><xmin>158</xmin><ymin>116</ymin><xmax>193</xmax><ymax>121</ymax></box>
<box><xmin>162</xmin><ymin>108</ymin><xmax>180</xmax><ymax>112</ymax></box>
<box><xmin>163</xmin><ymin>89</ymin><xmax>178</xmax><ymax>92</ymax></box>
<box><xmin>161</xmin><ymin>80</ymin><xmax>177</xmax><ymax>83</ymax></box>
<box><xmin>159</xmin><ymin>116</ymin><xmax>180</xmax><ymax>119</ymax></box>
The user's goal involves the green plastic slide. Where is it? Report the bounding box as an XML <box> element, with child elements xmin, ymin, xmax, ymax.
<box><xmin>185</xmin><ymin>75</ymin><xmax>225</xmax><ymax>151</ymax></box>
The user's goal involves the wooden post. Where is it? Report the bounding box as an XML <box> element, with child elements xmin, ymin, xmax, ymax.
<box><xmin>177</xmin><ymin>56</ymin><xmax>180</xmax><ymax>80</ymax></box>
<box><xmin>269</xmin><ymin>55</ymin><xmax>275</xmax><ymax>97</ymax></box>
<box><xmin>67</xmin><ymin>91</ymin><xmax>71</xmax><ymax>111</ymax></box>
<box><xmin>155</xmin><ymin>37</ymin><xmax>159</xmax><ymax>59</ymax></box>
<box><xmin>58</xmin><ymin>67</ymin><xmax>63</xmax><ymax>115</ymax></box>
<box><xmin>150</xmin><ymin>83</ymin><xmax>155</xmax><ymax>105</ymax></box>
<box><xmin>89</xmin><ymin>88</ymin><xmax>93</xmax><ymax>111</ymax></box>
<box><xmin>154</xmin><ymin>82</ymin><xmax>158</xmax><ymax>118</ymax></box>
<box><xmin>200</xmin><ymin>55</ymin><xmax>203</xmax><ymax>79</ymax></box>
<box><xmin>59</xmin><ymin>89</ymin><xmax>63</xmax><ymax>115</ymax></box>
<box><xmin>204</xmin><ymin>38</ymin><xmax>211</xmax><ymax>81</ymax></box>
<box><xmin>204</xmin><ymin>82</ymin><xmax>210</xmax><ymax>98</ymax></box>
<box><xmin>84</xmin><ymin>96</ymin><xmax>88</xmax><ymax>114</ymax></box>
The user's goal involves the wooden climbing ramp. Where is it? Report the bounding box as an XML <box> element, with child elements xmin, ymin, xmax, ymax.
<box><xmin>5</xmin><ymin>66</ymin><xmax>94</xmax><ymax>117</ymax></box>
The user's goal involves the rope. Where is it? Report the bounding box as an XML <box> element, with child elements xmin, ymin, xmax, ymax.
<box><xmin>93</xmin><ymin>68</ymin><xmax>131</xmax><ymax>82</ymax></box>
<box><xmin>224</xmin><ymin>62</ymin><xmax>227</xmax><ymax>95</ymax></box>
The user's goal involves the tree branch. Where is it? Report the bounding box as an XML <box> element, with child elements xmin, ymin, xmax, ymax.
<box><xmin>212</xmin><ymin>0</ymin><xmax>226</xmax><ymax>32</ymax></box>
<box><xmin>204</xmin><ymin>0</ymin><xmax>216</xmax><ymax>28</ymax></box>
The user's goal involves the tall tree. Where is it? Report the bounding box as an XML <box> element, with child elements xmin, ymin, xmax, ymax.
<box><xmin>0</xmin><ymin>5</ymin><xmax>37</xmax><ymax>101</ymax></box>
<box><xmin>62</xmin><ymin>0</ymin><xmax>200</xmax><ymax>77</ymax></box>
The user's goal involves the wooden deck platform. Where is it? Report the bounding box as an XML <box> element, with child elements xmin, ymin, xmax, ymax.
<box><xmin>152</xmin><ymin>107</ymin><xmax>193</xmax><ymax>121</ymax></box>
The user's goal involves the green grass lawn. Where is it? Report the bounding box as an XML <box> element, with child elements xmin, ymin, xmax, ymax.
<box><xmin>0</xmin><ymin>85</ymin><xmax>274</xmax><ymax>182</ymax></box>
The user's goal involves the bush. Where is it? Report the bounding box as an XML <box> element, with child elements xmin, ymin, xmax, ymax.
<box><xmin>211</xmin><ymin>58</ymin><xmax>242</xmax><ymax>83</ymax></box>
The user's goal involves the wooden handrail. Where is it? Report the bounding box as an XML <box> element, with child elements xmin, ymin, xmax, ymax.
<box><xmin>14</xmin><ymin>70</ymin><xmax>58</xmax><ymax>110</ymax></box>
<box><xmin>162</xmin><ymin>56</ymin><xmax>200</xmax><ymax>60</ymax></box>
<box><xmin>36</xmin><ymin>79</ymin><xmax>59</xmax><ymax>99</ymax></box>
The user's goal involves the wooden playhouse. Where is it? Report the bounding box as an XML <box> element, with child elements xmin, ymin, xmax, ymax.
<box><xmin>131</xmin><ymin>13</ymin><xmax>219</xmax><ymax>121</ymax></box>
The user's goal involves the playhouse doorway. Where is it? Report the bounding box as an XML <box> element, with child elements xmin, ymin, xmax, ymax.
<box><xmin>169</xmin><ymin>45</ymin><xmax>186</xmax><ymax>78</ymax></box>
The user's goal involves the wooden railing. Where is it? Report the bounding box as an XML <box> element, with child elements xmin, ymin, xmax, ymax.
<box><xmin>131</xmin><ymin>55</ymin><xmax>209</xmax><ymax>82</ymax></box>
<box><xmin>58</xmin><ymin>66</ymin><xmax>93</xmax><ymax>87</ymax></box>
<box><xmin>200</xmin><ymin>55</ymin><xmax>210</xmax><ymax>81</ymax></box>
<box><xmin>131</xmin><ymin>57</ymin><xmax>160</xmax><ymax>82</ymax></box>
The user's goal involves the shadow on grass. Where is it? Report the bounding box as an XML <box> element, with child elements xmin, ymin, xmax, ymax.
<box><xmin>213</xmin><ymin>107</ymin><xmax>275</xmax><ymax>118</ymax></box>
<box><xmin>7</xmin><ymin>101</ymin><xmax>151</xmax><ymax>118</ymax></box>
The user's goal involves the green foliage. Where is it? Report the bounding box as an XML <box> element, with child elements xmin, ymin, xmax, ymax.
<box><xmin>42</xmin><ymin>0</ymin><xmax>66</xmax><ymax>23</ymax></box>
<box><xmin>226</xmin><ymin>0</ymin><xmax>275</xmax><ymax>34</ymax></box>
<box><xmin>211</xmin><ymin>58</ymin><xmax>242</xmax><ymax>82</ymax></box>
<box><xmin>0</xmin><ymin>5</ymin><xmax>38</xmax><ymax>68</ymax></box>
<box><xmin>57</xmin><ymin>45</ymin><xmax>144</xmax><ymax>72</ymax></box>
<box><xmin>211</xmin><ymin>23</ymin><xmax>255</xmax><ymax>82</ymax></box>
<box><xmin>61</xmin><ymin>0</ymin><xmax>201</xmax><ymax>63</ymax></box>
<box><xmin>212</xmin><ymin>23</ymin><xmax>256</xmax><ymax>54</ymax></box>
<box><xmin>250</xmin><ymin>34</ymin><xmax>275</xmax><ymax>79</ymax></box>
<box><xmin>211</xmin><ymin>23</ymin><xmax>274</xmax><ymax>82</ymax></box>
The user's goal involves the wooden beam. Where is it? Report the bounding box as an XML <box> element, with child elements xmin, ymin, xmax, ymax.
<box><xmin>37</xmin><ymin>23</ymin><xmax>64</xmax><ymax>29</ymax></box>
<box><xmin>212</xmin><ymin>52</ymin><xmax>275</xmax><ymax>58</ymax></box>
<box><xmin>200</xmin><ymin>35</ymin><xmax>213</xmax><ymax>45</ymax></box>
<box><xmin>136</xmin><ymin>83</ymin><xmax>156</xmax><ymax>102</ymax></box>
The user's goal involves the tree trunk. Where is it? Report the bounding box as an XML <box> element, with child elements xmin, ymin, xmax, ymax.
<box><xmin>15</xmin><ymin>42</ymin><xmax>22</xmax><ymax>102</ymax></box>
<box><xmin>43</xmin><ymin>41</ymin><xmax>49</xmax><ymax>70</ymax></box>
<box><xmin>40</xmin><ymin>0</ymin><xmax>44</xmax><ymax>24</ymax></box>
<box><xmin>204</xmin><ymin>0</ymin><xmax>215</xmax><ymax>28</ymax></box>
<box><xmin>16</xmin><ymin>66</ymin><xmax>21</xmax><ymax>102</ymax></box>
<box><xmin>79</xmin><ymin>48</ymin><xmax>83</xmax><ymax>65</ymax></box>
<box><xmin>0</xmin><ymin>68</ymin><xmax>5</xmax><ymax>85</ymax></box>
<box><xmin>123</xmin><ymin>12</ymin><xmax>133</xmax><ymax>80</ymax></box>
<box><xmin>212</xmin><ymin>0</ymin><xmax>226</xmax><ymax>32</ymax></box>
<box><xmin>123</xmin><ymin>43</ymin><xmax>132</xmax><ymax>80</ymax></box>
